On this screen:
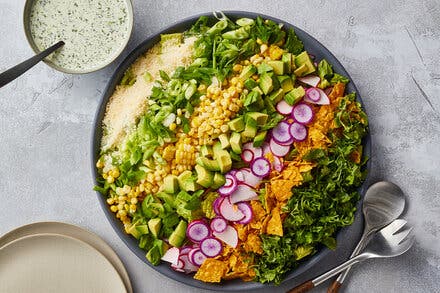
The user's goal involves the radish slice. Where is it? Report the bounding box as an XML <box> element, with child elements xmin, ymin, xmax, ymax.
<box><xmin>272</xmin><ymin>156</ymin><xmax>284</xmax><ymax>172</ymax></box>
<box><xmin>210</xmin><ymin>217</ymin><xmax>228</xmax><ymax>233</ymax></box>
<box><xmin>189</xmin><ymin>248</ymin><xmax>207</xmax><ymax>267</ymax></box>
<box><xmin>161</xmin><ymin>247</ymin><xmax>180</xmax><ymax>266</ymax></box>
<box><xmin>269</xmin><ymin>138</ymin><xmax>291</xmax><ymax>157</ymax></box>
<box><xmin>180</xmin><ymin>254</ymin><xmax>198</xmax><ymax>273</ymax></box>
<box><xmin>213</xmin><ymin>196</ymin><xmax>223</xmax><ymax>215</ymax></box>
<box><xmin>235</xmin><ymin>170</ymin><xmax>245</xmax><ymax>182</ymax></box>
<box><xmin>219</xmin><ymin>196</ymin><xmax>245</xmax><ymax>221</ymax></box>
<box><xmin>230</xmin><ymin>184</ymin><xmax>258</xmax><ymax>203</ymax></box>
<box><xmin>236</xmin><ymin>202</ymin><xmax>253</xmax><ymax>224</ymax></box>
<box><xmin>186</xmin><ymin>220</ymin><xmax>210</xmax><ymax>243</ymax></box>
<box><xmin>236</xmin><ymin>168</ymin><xmax>261</xmax><ymax>188</ymax></box>
<box><xmin>213</xmin><ymin>225</ymin><xmax>238</xmax><ymax>248</ymax></box>
<box><xmin>304</xmin><ymin>88</ymin><xmax>330</xmax><ymax>105</ymax></box>
<box><xmin>292</xmin><ymin>103</ymin><xmax>314</xmax><ymax>124</ymax></box>
<box><xmin>240</xmin><ymin>149</ymin><xmax>254</xmax><ymax>163</ymax></box>
<box><xmin>276</xmin><ymin>100</ymin><xmax>294</xmax><ymax>115</ymax></box>
<box><xmin>200</xmin><ymin>237</ymin><xmax>223</xmax><ymax>257</ymax></box>
<box><xmin>277</xmin><ymin>136</ymin><xmax>294</xmax><ymax>146</ymax></box>
<box><xmin>250</xmin><ymin>157</ymin><xmax>271</xmax><ymax>177</ymax></box>
<box><xmin>298</xmin><ymin>75</ymin><xmax>320</xmax><ymax>87</ymax></box>
<box><xmin>171</xmin><ymin>259</ymin><xmax>185</xmax><ymax>272</ymax></box>
<box><xmin>290</xmin><ymin>122</ymin><xmax>308</xmax><ymax>142</ymax></box>
<box><xmin>271</xmin><ymin>121</ymin><xmax>293</xmax><ymax>144</ymax></box>
<box><xmin>305</xmin><ymin>88</ymin><xmax>321</xmax><ymax>102</ymax></box>
<box><xmin>243</xmin><ymin>143</ymin><xmax>263</xmax><ymax>158</ymax></box>
<box><xmin>180</xmin><ymin>246</ymin><xmax>192</xmax><ymax>255</ymax></box>
<box><xmin>217</xmin><ymin>173</ymin><xmax>238</xmax><ymax>196</ymax></box>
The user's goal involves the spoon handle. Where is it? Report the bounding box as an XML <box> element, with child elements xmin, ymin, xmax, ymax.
<box><xmin>0</xmin><ymin>41</ymin><xmax>64</xmax><ymax>88</ymax></box>
<box><xmin>327</xmin><ymin>229</ymin><xmax>374</xmax><ymax>293</ymax></box>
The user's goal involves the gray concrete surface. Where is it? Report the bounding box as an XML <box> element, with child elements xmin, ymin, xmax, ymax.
<box><xmin>1</xmin><ymin>0</ymin><xmax>439</xmax><ymax>292</ymax></box>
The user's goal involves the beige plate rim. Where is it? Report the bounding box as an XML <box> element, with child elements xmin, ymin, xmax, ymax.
<box><xmin>0</xmin><ymin>221</ymin><xmax>133</xmax><ymax>293</ymax></box>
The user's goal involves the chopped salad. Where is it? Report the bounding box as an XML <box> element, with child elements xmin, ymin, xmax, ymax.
<box><xmin>95</xmin><ymin>13</ymin><xmax>368</xmax><ymax>285</ymax></box>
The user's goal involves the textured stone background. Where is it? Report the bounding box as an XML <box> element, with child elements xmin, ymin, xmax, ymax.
<box><xmin>0</xmin><ymin>0</ymin><xmax>439</xmax><ymax>292</ymax></box>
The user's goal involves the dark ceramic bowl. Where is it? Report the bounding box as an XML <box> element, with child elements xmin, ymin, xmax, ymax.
<box><xmin>91</xmin><ymin>11</ymin><xmax>371</xmax><ymax>291</ymax></box>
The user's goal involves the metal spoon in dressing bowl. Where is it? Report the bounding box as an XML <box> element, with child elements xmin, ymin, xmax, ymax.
<box><xmin>327</xmin><ymin>181</ymin><xmax>406</xmax><ymax>293</ymax></box>
<box><xmin>0</xmin><ymin>41</ymin><xmax>64</xmax><ymax>88</ymax></box>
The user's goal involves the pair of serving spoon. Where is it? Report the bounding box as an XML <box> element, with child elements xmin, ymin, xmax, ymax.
<box><xmin>287</xmin><ymin>181</ymin><xmax>409</xmax><ymax>293</ymax></box>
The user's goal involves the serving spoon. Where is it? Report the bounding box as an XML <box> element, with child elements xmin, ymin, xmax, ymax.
<box><xmin>0</xmin><ymin>41</ymin><xmax>64</xmax><ymax>88</ymax></box>
<box><xmin>326</xmin><ymin>181</ymin><xmax>406</xmax><ymax>293</ymax></box>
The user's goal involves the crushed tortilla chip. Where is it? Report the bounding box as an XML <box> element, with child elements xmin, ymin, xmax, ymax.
<box><xmin>244</xmin><ymin>233</ymin><xmax>263</xmax><ymax>254</ymax></box>
<box><xmin>270</xmin><ymin>179</ymin><xmax>295</xmax><ymax>202</ymax></box>
<box><xmin>194</xmin><ymin>258</ymin><xmax>228</xmax><ymax>283</ymax></box>
<box><xmin>266</xmin><ymin>207</ymin><xmax>283</xmax><ymax>236</ymax></box>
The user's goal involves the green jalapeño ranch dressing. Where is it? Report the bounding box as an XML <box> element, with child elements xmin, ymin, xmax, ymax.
<box><xmin>29</xmin><ymin>0</ymin><xmax>130</xmax><ymax>72</ymax></box>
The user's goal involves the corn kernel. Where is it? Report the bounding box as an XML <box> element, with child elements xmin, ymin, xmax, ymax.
<box><xmin>96</xmin><ymin>160</ymin><xmax>104</xmax><ymax>169</ymax></box>
<box><xmin>232</xmin><ymin>64</ymin><xmax>242</xmax><ymax>72</ymax></box>
<box><xmin>107</xmin><ymin>198</ymin><xmax>114</xmax><ymax>205</ymax></box>
<box><xmin>110</xmin><ymin>205</ymin><xmax>118</xmax><ymax>212</ymax></box>
<box><xmin>106</xmin><ymin>176</ymin><xmax>114</xmax><ymax>184</ymax></box>
<box><xmin>169</xmin><ymin>123</ymin><xmax>177</xmax><ymax>131</ymax></box>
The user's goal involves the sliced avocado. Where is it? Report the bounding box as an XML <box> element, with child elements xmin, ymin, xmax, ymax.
<box><xmin>177</xmin><ymin>170</ymin><xmax>197</xmax><ymax>192</ymax></box>
<box><xmin>136</xmin><ymin>225</ymin><xmax>149</xmax><ymax>235</ymax></box>
<box><xmin>266</xmin><ymin>60</ymin><xmax>285</xmax><ymax>75</ymax></box>
<box><xmin>168</xmin><ymin>220</ymin><xmax>187</xmax><ymax>247</ymax></box>
<box><xmin>257</xmin><ymin>62</ymin><xmax>273</xmax><ymax>74</ymax></box>
<box><xmin>244</xmin><ymin>78</ymin><xmax>258</xmax><ymax>90</ymax></box>
<box><xmin>228</xmin><ymin>117</ymin><xmax>245</xmax><ymax>132</ymax></box>
<box><xmin>246</xmin><ymin>112</ymin><xmax>269</xmax><ymax>126</ymax></box>
<box><xmin>195</xmin><ymin>164</ymin><xmax>214</xmax><ymax>188</ymax></box>
<box><xmin>253</xmin><ymin>131</ymin><xmax>268</xmax><ymax>147</ymax></box>
<box><xmin>230</xmin><ymin>132</ymin><xmax>242</xmax><ymax>154</ymax></box>
<box><xmin>242</xmin><ymin>120</ymin><xmax>258</xmax><ymax>138</ymax></box>
<box><xmin>218</xmin><ymin>133</ymin><xmax>230</xmax><ymax>149</ymax></box>
<box><xmin>252</xmin><ymin>86</ymin><xmax>263</xmax><ymax>95</ymax></box>
<box><xmin>278</xmin><ymin>75</ymin><xmax>294</xmax><ymax>92</ymax></box>
<box><xmin>293</xmin><ymin>64</ymin><xmax>308</xmax><ymax>77</ymax></box>
<box><xmin>258</xmin><ymin>72</ymin><xmax>273</xmax><ymax>95</ymax></box>
<box><xmin>264</xmin><ymin>97</ymin><xmax>277</xmax><ymax>113</ymax></box>
<box><xmin>212</xmin><ymin>173</ymin><xmax>226</xmax><ymax>189</ymax></box>
<box><xmin>127</xmin><ymin>223</ymin><xmax>142</xmax><ymax>239</ymax></box>
<box><xmin>200</xmin><ymin>145</ymin><xmax>213</xmax><ymax>158</ymax></box>
<box><xmin>239</xmin><ymin>64</ymin><xmax>257</xmax><ymax>80</ymax></box>
<box><xmin>196</xmin><ymin>156</ymin><xmax>220</xmax><ymax>172</ymax></box>
<box><xmin>269</xmin><ymin>88</ymin><xmax>285</xmax><ymax>104</ymax></box>
<box><xmin>148</xmin><ymin>218</ymin><xmax>162</xmax><ymax>238</ymax></box>
<box><xmin>215</xmin><ymin>149</ymin><xmax>232</xmax><ymax>173</ymax></box>
<box><xmin>294</xmin><ymin>51</ymin><xmax>315</xmax><ymax>76</ymax></box>
<box><xmin>269</xmin><ymin>72</ymin><xmax>281</xmax><ymax>91</ymax></box>
<box><xmin>212</xmin><ymin>141</ymin><xmax>222</xmax><ymax>152</ymax></box>
<box><xmin>229</xmin><ymin>150</ymin><xmax>242</xmax><ymax>161</ymax></box>
<box><xmin>156</xmin><ymin>192</ymin><xmax>175</xmax><ymax>208</ymax></box>
<box><xmin>282</xmin><ymin>53</ymin><xmax>293</xmax><ymax>73</ymax></box>
<box><xmin>284</xmin><ymin>86</ymin><xmax>305</xmax><ymax>105</ymax></box>
<box><xmin>163</xmin><ymin>175</ymin><xmax>179</xmax><ymax>194</ymax></box>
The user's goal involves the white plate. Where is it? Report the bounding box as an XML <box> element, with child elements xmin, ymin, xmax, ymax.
<box><xmin>0</xmin><ymin>222</ymin><xmax>131</xmax><ymax>293</ymax></box>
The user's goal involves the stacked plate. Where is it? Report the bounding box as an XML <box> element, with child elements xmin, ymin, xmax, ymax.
<box><xmin>0</xmin><ymin>222</ymin><xmax>132</xmax><ymax>293</ymax></box>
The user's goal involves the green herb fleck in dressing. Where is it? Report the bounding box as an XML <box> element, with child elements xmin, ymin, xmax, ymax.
<box><xmin>29</xmin><ymin>0</ymin><xmax>130</xmax><ymax>72</ymax></box>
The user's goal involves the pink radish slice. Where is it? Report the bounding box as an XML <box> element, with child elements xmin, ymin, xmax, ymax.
<box><xmin>305</xmin><ymin>88</ymin><xmax>321</xmax><ymax>102</ymax></box>
<box><xmin>200</xmin><ymin>237</ymin><xmax>223</xmax><ymax>257</ymax></box>
<box><xmin>269</xmin><ymin>138</ymin><xmax>291</xmax><ymax>157</ymax></box>
<box><xmin>298</xmin><ymin>75</ymin><xmax>320</xmax><ymax>87</ymax></box>
<box><xmin>240</xmin><ymin>149</ymin><xmax>254</xmax><ymax>163</ymax></box>
<box><xmin>219</xmin><ymin>196</ymin><xmax>245</xmax><ymax>221</ymax></box>
<box><xmin>217</xmin><ymin>174</ymin><xmax>238</xmax><ymax>196</ymax></box>
<box><xmin>188</xmin><ymin>248</ymin><xmax>199</xmax><ymax>265</ymax></box>
<box><xmin>213</xmin><ymin>196</ymin><xmax>223</xmax><ymax>215</ymax></box>
<box><xmin>171</xmin><ymin>259</ymin><xmax>185</xmax><ymax>272</ymax></box>
<box><xmin>272</xmin><ymin>156</ymin><xmax>284</xmax><ymax>172</ymax></box>
<box><xmin>189</xmin><ymin>249</ymin><xmax>207</xmax><ymax>267</ymax></box>
<box><xmin>186</xmin><ymin>220</ymin><xmax>210</xmax><ymax>243</ymax></box>
<box><xmin>243</xmin><ymin>143</ymin><xmax>263</xmax><ymax>158</ymax></box>
<box><xmin>237</xmin><ymin>168</ymin><xmax>261</xmax><ymax>188</ymax></box>
<box><xmin>251</xmin><ymin>157</ymin><xmax>271</xmax><ymax>177</ymax></box>
<box><xmin>236</xmin><ymin>202</ymin><xmax>253</xmax><ymax>224</ymax></box>
<box><xmin>180</xmin><ymin>254</ymin><xmax>198</xmax><ymax>273</ymax></box>
<box><xmin>230</xmin><ymin>184</ymin><xmax>258</xmax><ymax>204</ymax></box>
<box><xmin>161</xmin><ymin>247</ymin><xmax>180</xmax><ymax>266</ymax></box>
<box><xmin>292</xmin><ymin>103</ymin><xmax>314</xmax><ymax>124</ymax></box>
<box><xmin>180</xmin><ymin>246</ymin><xmax>192</xmax><ymax>255</ymax></box>
<box><xmin>235</xmin><ymin>170</ymin><xmax>245</xmax><ymax>182</ymax></box>
<box><xmin>290</xmin><ymin>122</ymin><xmax>308</xmax><ymax>142</ymax></box>
<box><xmin>210</xmin><ymin>217</ymin><xmax>228</xmax><ymax>233</ymax></box>
<box><xmin>272</xmin><ymin>121</ymin><xmax>293</xmax><ymax>144</ymax></box>
<box><xmin>277</xmin><ymin>136</ymin><xmax>294</xmax><ymax>146</ymax></box>
<box><xmin>276</xmin><ymin>100</ymin><xmax>294</xmax><ymax>115</ymax></box>
<box><xmin>304</xmin><ymin>88</ymin><xmax>330</xmax><ymax>105</ymax></box>
<box><xmin>212</xmin><ymin>225</ymin><xmax>238</xmax><ymax>248</ymax></box>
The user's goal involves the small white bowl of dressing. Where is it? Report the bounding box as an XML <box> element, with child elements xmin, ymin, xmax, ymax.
<box><xmin>23</xmin><ymin>0</ymin><xmax>133</xmax><ymax>74</ymax></box>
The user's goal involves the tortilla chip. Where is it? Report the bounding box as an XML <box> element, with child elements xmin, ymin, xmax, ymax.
<box><xmin>271</xmin><ymin>179</ymin><xmax>295</xmax><ymax>202</ymax></box>
<box><xmin>266</xmin><ymin>207</ymin><xmax>283</xmax><ymax>236</ymax></box>
<box><xmin>235</xmin><ymin>224</ymin><xmax>248</xmax><ymax>242</ymax></box>
<box><xmin>194</xmin><ymin>258</ymin><xmax>228</xmax><ymax>283</ymax></box>
<box><xmin>329</xmin><ymin>83</ymin><xmax>345</xmax><ymax>101</ymax></box>
<box><xmin>244</xmin><ymin>233</ymin><xmax>263</xmax><ymax>254</ymax></box>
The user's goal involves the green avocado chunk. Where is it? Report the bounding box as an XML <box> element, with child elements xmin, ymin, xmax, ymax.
<box><xmin>228</xmin><ymin>117</ymin><xmax>245</xmax><ymax>132</ymax></box>
<box><xmin>148</xmin><ymin>218</ymin><xmax>162</xmax><ymax>238</ymax></box>
<box><xmin>196</xmin><ymin>156</ymin><xmax>221</xmax><ymax>172</ymax></box>
<box><xmin>163</xmin><ymin>175</ymin><xmax>179</xmax><ymax>194</ymax></box>
<box><xmin>168</xmin><ymin>220</ymin><xmax>187</xmax><ymax>247</ymax></box>
<box><xmin>177</xmin><ymin>170</ymin><xmax>197</xmax><ymax>192</ymax></box>
<box><xmin>230</xmin><ymin>131</ymin><xmax>242</xmax><ymax>154</ymax></box>
<box><xmin>284</xmin><ymin>86</ymin><xmax>305</xmax><ymax>105</ymax></box>
<box><xmin>266</xmin><ymin>60</ymin><xmax>285</xmax><ymax>75</ymax></box>
<box><xmin>195</xmin><ymin>164</ymin><xmax>214</xmax><ymax>188</ymax></box>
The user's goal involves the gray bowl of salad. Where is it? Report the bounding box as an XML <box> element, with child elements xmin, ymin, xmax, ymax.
<box><xmin>92</xmin><ymin>11</ymin><xmax>371</xmax><ymax>291</ymax></box>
